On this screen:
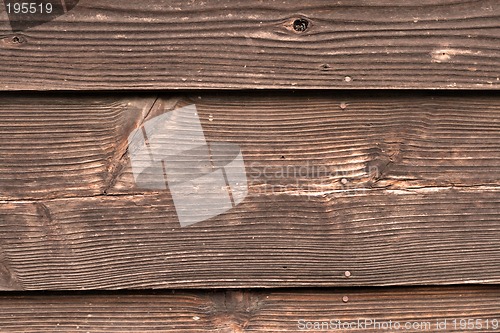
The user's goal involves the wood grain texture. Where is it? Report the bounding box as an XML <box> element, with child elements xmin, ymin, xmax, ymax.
<box><xmin>0</xmin><ymin>0</ymin><xmax>499</xmax><ymax>90</ymax></box>
<box><xmin>0</xmin><ymin>94</ymin><xmax>155</xmax><ymax>200</ymax></box>
<box><xmin>0</xmin><ymin>188</ymin><xmax>499</xmax><ymax>290</ymax></box>
<box><xmin>1</xmin><ymin>92</ymin><xmax>499</xmax><ymax>200</ymax></box>
<box><xmin>0</xmin><ymin>287</ymin><xmax>498</xmax><ymax>332</ymax></box>
<box><xmin>0</xmin><ymin>92</ymin><xmax>498</xmax><ymax>289</ymax></box>
<box><xmin>112</xmin><ymin>92</ymin><xmax>500</xmax><ymax>194</ymax></box>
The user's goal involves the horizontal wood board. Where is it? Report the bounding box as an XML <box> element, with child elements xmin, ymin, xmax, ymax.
<box><xmin>0</xmin><ymin>287</ymin><xmax>498</xmax><ymax>332</ymax></box>
<box><xmin>0</xmin><ymin>0</ymin><xmax>498</xmax><ymax>90</ymax></box>
<box><xmin>0</xmin><ymin>92</ymin><xmax>498</xmax><ymax>290</ymax></box>
<box><xmin>0</xmin><ymin>92</ymin><xmax>498</xmax><ymax>200</ymax></box>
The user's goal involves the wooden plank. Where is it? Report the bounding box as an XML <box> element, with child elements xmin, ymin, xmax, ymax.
<box><xmin>0</xmin><ymin>0</ymin><xmax>498</xmax><ymax>90</ymax></box>
<box><xmin>0</xmin><ymin>188</ymin><xmax>499</xmax><ymax>290</ymax></box>
<box><xmin>1</xmin><ymin>92</ymin><xmax>499</xmax><ymax>200</ymax></box>
<box><xmin>0</xmin><ymin>92</ymin><xmax>498</xmax><ymax>289</ymax></box>
<box><xmin>0</xmin><ymin>287</ymin><xmax>498</xmax><ymax>332</ymax></box>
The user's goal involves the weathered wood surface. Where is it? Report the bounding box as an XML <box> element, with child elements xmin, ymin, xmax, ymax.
<box><xmin>0</xmin><ymin>287</ymin><xmax>498</xmax><ymax>332</ymax></box>
<box><xmin>1</xmin><ymin>92</ymin><xmax>499</xmax><ymax>200</ymax></box>
<box><xmin>1</xmin><ymin>188</ymin><xmax>499</xmax><ymax>290</ymax></box>
<box><xmin>0</xmin><ymin>0</ymin><xmax>498</xmax><ymax>90</ymax></box>
<box><xmin>0</xmin><ymin>92</ymin><xmax>499</xmax><ymax>289</ymax></box>
<box><xmin>0</xmin><ymin>94</ymin><xmax>155</xmax><ymax>200</ymax></box>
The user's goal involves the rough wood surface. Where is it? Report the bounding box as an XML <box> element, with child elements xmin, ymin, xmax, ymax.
<box><xmin>1</xmin><ymin>92</ymin><xmax>499</xmax><ymax>200</ymax></box>
<box><xmin>0</xmin><ymin>94</ymin><xmax>156</xmax><ymax>200</ymax></box>
<box><xmin>0</xmin><ymin>0</ymin><xmax>498</xmax><ymax>90</ymax></box>
<box><xmin>0</xmin><ymin>92</ymin><xmax>498</xmax><ymax>290</ymax></box>
<box><xmin>113</xmin><ymin>92</ymin><xmax>500</xmax><ymax>193</ymax></box>
<box><xmin>0</xmin><ymin>188</ymin><xmax>499</xmax><ymax>290</ymax></box>
<box><xmin>0</xmin><ymin>287</ymin><xmax>498</xmax><ymax>332</ymax></box>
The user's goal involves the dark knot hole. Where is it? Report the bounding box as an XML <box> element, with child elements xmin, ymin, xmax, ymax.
<box><xmin>293</xmin><ymin>18</ymin><xmax>309</xmax><ymax>32</ymax></box>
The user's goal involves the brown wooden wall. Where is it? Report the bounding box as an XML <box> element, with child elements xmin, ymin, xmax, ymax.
<box><xmin>0</xmin><ymin>0</ymin><xmax>499</xmax><ymax>332</ymax></box>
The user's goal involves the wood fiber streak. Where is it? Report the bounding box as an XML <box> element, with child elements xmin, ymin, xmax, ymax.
<box><xmin>0</xmin><ymin>189</ymin><xmax>498</xmax><ymax>289</ymax></box>
<box><xmin>0</xmin><ymin>0</ymin><xmax>498</xmax><ymax>90</ymax></box>
<box><xmin>0</xmin><ymin>287</ymin><xmax>498</xmax><ymax>332</ymax></box>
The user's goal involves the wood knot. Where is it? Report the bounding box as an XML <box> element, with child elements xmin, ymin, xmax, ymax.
<box><xmin>1</xmin><ymin>35</ymin><xmax>27</xmax><ymax>47</ymax></box>
<box><xmin>283</xmin><ymin>16</ymin><xmax>312</xmax><ymax>34</ymax></box>
<box><xmin>293</xmin><ymin>18</ymin><xmax>309</xmax><ymax>32</ymax></box>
